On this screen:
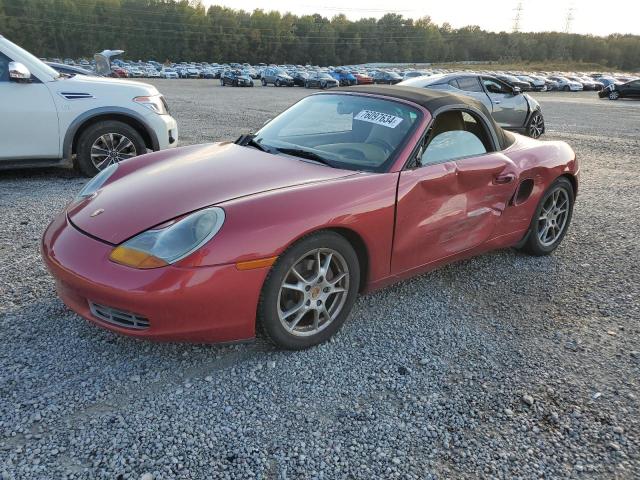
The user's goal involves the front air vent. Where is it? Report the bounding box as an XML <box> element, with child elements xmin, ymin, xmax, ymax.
<box><xmin>60</xmin><ymin>92</ymin><xmax>94</xmax><ymax>100</ymax></box>
<box><xmin>89</xmin><ymin>301</ymin><xmax>150</xmax><ymax>330</ymax></box>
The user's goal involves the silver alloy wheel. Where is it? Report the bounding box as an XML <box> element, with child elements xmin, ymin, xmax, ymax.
<box><xmin>537</xmin><ymin>188</ymin><xmax>569</xmax><ymax>247</ymax></box>
<box><xmin>609</xmin><ymin>91</ymin><xmax>619</xmax><ymax>100</ymax></box>
<box><xmin>90</xmin><ymin>133</ymin><xmax>137</xmax><ymax>171</ymax></box>
<box><xmin>529</xmin><ymin>113</ymin><xmax>544</xmax><ymax>138</ymax></box>
<box><xmin>277</xmin><ymin>248</ymin><xmax>349</xmax><ymax>337</ymax></box>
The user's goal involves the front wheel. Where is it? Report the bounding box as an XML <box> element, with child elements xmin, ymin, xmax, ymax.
<box><xmin>257</xmin><ymin>232</ymin><xmax>360</xmax><ymax>350</ymax></box>
<box><xmin>563</xmin><ymin>85</ymin><xmax>570</xmax><ymax>92</ymax></box>
<box><xmin>526</xmin><ymin>111</ymin><xmax>545</xmax><ymax>139</ymax></box>
<box><xmin>275</xmin><ymin>79</ymin><xmax>281</xmax><ymax>87</ymax></box>
<box><xmin>519</xmin><ymin>177</ymin><xmax>574</xmax><ymax>256</ymax></box>
<box><xmin>75</xmin><ymin>121</ymin><xmax>146</xmax><ymax>177</ymax></box>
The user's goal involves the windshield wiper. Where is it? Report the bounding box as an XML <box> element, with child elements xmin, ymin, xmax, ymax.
<box><xmin>276</xmin><ymin>148</ymin><xmax>335</xmax><ymax>167</ymax></box>
<box><xmin>236</xmin><ymin>133</ymin><xmax>275</xmax><ymax>154</ymax></box>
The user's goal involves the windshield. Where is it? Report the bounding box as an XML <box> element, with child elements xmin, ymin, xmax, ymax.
<box><xmin>253</xmin><ymin>94</ymin><xmax>422</xmax><ymax>173</ymax></box>
<box><xmin>3</xmin><ymin>37</ymin><xmax>59</xmax><ymax>79</ymax></box>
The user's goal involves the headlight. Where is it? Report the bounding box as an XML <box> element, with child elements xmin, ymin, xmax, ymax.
<box><xmin>75</xmin><ymin>163</ymin><xmax>118</xmax><ymax>200</ymax></box>
<box><xmin>109</xmin><ymin>207</ymin><xmax>225</xmax><ymax>269</ymax></box>
<box><xmin>133</xmin><ymin>94</ymin><xmax>168</xmax><ymax>115</ymax></box>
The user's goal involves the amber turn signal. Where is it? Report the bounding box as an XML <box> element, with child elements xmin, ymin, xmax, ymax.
<box><xmin>235</xmin><ymin>256</ymin><xmax>278</xmax><ymax>271</ymax></box>
<box><xmin>109</xmin><ymin>246</ymin><xmax>168</xmax><ymax>269</ymax></box>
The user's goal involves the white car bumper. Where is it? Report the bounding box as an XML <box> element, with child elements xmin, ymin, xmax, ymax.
<box><xmin>147</xmin><ymin>113</ymin><xmax>178</xmax><ymax>151</ymax></box>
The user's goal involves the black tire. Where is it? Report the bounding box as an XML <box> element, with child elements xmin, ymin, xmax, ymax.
<box><xmin>563</xmin><ymin>85</ymin><xmax>570</xmax><ymax>92</ymax></box>
<box><xmin>275</xmin><ymin>79</ymin><xmax>281</xmax><ymax>87</ymax></box>
<box><xmin>525</xmin><ymin>111</ymin><xmax>545</xmax><ymax>139</ymax></box>
<box><xmin>257</xmin><ymin>231</ymin><xmax>360</xmax><ymax>350</ymax></box>
<box><xmin>320</xmin><ymin>81</ymin><xmax>326</xmax><ymax>89</ymax></box>
<box><xmin>608</xmin><ymin>91</ymin><xmax>620</xmax><ymax>100</ymax></box>
<box><xmin>233</xmin><ymin>80</ymin><xmax>238</xmax><ymax>87</ymax></box>
<box><xmin>519</xmin><ymin>177</ymin><xmax>574</xmax><ymax>256</ymax></box>
<box><xmin>75</xmin><ymin>120</ymin><xmax>146</xmax><ymax>177</ymax></box>
<box><xmin>304</xmin><ymin>81</ymin><xmax>309</xmax><ymax>88</ymax></box>
<box><xmin>261</xmin><ymin>78</ymin><xmax>267</xmax><ymax>86</ymax></box>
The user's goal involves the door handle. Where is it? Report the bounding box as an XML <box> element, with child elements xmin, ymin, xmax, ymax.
<box><xmin>493</xmin><ymin>173</ymin><xmax>516</xmax><ymax>185</ymax></box>
<box><xmin>494</xmin><ymin>100</ymin><xmax>501</xmax><ymax>104</ymax></box>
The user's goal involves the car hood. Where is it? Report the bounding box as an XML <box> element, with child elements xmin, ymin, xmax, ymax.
<box><xmin>67</xmin><ymin>142</ymin><xmax>356</xmax><ymax>244</ymax></box>
<box><xmin>53</xmin><ymin>74</ymin><xmax>158</xmax><ymax>95</ymax></box>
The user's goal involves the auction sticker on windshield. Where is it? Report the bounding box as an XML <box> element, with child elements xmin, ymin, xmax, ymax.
<box><xmin>354</xmin><ymin>110</ymin><xmax>403</xmax><ymax>128</ymax></box>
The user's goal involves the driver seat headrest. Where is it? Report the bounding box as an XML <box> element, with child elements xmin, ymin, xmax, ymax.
<box><xmin>430</xmin><ymin>111</ymin><xmax>465</xmax><ymax>138</ymax></box>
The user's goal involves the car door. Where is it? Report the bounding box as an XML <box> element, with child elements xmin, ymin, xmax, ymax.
<box><xmin>392</xmin><ymin>109</ymin><xmax>518</xmax><ymax>275</ymax></box>
<box><xmin>480</xmin><ymin>76</ymin><xmax>527</xmax><ymax>128</ymax></box>
<box><xmin>626</xmin><ymin>80</ymin><xmax>640</xmax><ymax>97</ymax></box>
<box><xmin>0</xmin><ymin>52</ymin><xmax>60</xmax><ymax>161</ymax></box>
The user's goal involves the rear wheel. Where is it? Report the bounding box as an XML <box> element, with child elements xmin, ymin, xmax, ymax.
<box><xmin>261</xmin><ymin>78</ymin><xmax>267</xmax><ymax>86</ymax></box>
<box><xmin>608</xmin><ymin>91</ymin><xmax>620</xmax><ymax>100</ymax></box>
<box><xmin>258</xmin><ymin>231</ymin><xmax>360</xmax><ymax>350</ymax></box>
<box><xmin>75</xmin><ymin>120</ymin><xmax>146</xmax><ymax>177</ymax></box>
<box><xmin>563</xmin><ymin>85</ymin><xmax>570</xmax><ymax>92</ymax></box>
<box><xmin>519</xmin><ymin>177</ymin><xmax>574</xmax><ymax>256</ymax></box>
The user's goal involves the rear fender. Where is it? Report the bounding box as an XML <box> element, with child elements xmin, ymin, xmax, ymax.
<box><xmin>491</xmin><ymin>137</ymin><xmax>577</xmax><ymax>238</ymax></box>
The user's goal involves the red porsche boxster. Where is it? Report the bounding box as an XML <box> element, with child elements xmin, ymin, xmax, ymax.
<box><xmin>42</xmin><ymin>86</ymin><xmax>579</xmax><ymax>349</ymax></box>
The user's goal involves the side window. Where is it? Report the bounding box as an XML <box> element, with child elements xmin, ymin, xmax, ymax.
<box><xmin>419</xmin><ymin>110</ymin><xmax>491</xmax><ymax>166</ymax></box>
<box><xmin>482</xmin><ymin>77</ymin><xmax>510</xmax><ymax>94</ymax></box>
<box><xmin>0</xmin><ymin>52</ymin><xmax>12</xmax><ymax>82</ymax></box>
<box><xmin>448</xmin><ymin>79</ymin><xmax>459</xmax><ymax>89</ymax></box>
<box><xmin>457</xmin><ymin>76</ymin><xmax>483</xmax><ymax>92</ymax></box>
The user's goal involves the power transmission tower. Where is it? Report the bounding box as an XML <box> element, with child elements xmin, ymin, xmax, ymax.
<box><xmin>564</xmin><ymin>4</ymin><xmax>574</xmax><ymax>33</ymax></box>
<box><xmin>512</xmin><ymin>1</ymin><xmax>524</xmax><ymax>33</ymax></box>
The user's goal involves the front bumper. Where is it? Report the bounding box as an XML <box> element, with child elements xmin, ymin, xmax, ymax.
<box><xmin>41</xmin><ymin>213</ymin><xmax>267</xmax><ymax>343</ymax></box>
<box><xmin>153</xmin><ymin>114</ymin><xmax>179</xmax><ymax>150</ymax></box>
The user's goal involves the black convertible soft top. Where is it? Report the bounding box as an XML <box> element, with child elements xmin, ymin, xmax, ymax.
<box><xmin>335</xmin><ymin>84</ymin><xmax>513</xmax><ymax>150</ymax></box>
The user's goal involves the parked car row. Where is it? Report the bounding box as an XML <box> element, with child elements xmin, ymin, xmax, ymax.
<box><xmin>42</xmin><ymin>54</ymin><xmax>638</xmax><ymax>96</ymax></box>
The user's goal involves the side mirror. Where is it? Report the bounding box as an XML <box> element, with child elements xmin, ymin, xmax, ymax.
<box><xmin>9</xmin><ymin>62</ymin><xmax>32</xmax><ymax>82</ymax></box>
<box><xmin>512</xmin><ymin>86</ymin><xmax>522</xmax><ymax>95</ymax></box>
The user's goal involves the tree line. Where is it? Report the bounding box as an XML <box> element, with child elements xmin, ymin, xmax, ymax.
<box><xmin>0</xmin><ymin>0</ymin><xmax>638</xmax><ymax>70</ymax></box>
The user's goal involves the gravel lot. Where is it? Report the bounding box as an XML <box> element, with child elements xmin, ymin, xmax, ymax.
<box><xmin>1</xmin><ymin>81</ymin><xmax>639</xmax><ymax>479</ymax></box>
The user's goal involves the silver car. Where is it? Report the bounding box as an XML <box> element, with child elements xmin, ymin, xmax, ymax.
<box><xmin>399</xmin><ymin>73</ymin><xmax>545</xmax><ymax>138</ymax></box>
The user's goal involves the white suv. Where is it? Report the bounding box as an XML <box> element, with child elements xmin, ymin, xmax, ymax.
<box><xmin>0</xmin><ymin>36</ymin><xmax>178</xmax><ymax>176</ymax></box>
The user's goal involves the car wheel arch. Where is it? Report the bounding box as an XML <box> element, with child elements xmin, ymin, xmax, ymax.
<box><xmin>65</xmin><ymin>108</ymin><xmax>157</xmax><ymax>160</ymax></box>
<box><xmin>267</xmin><ymin>226</ymin><xmax>370</xmax><ymax>294</ymax></box>
<box><xmin>560</xmin><ymin>172</ymin><xmax>578</xmax><ymax>196</ymax></box>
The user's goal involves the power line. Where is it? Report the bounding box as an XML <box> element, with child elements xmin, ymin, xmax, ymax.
<box><xmin>2</xmin><ymin>14</ymin><xmax>499</xmax><ymax>46</ymax></box>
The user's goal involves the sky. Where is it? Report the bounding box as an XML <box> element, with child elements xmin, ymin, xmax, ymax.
<box><xmin>203</xmin><ymin>0</ymin><xmax>639</xmax><ymax>37</ymax></box>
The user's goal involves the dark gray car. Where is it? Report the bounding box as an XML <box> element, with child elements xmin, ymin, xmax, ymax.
<box><xmin>261</xmin><ymin>67</ymin><xmax>294</xmax><ymax>87</ymax></box>
<box><xmin>400</xmin><ymin>73</ymin><xmax>545</xmax><ymax>138</ymax></box>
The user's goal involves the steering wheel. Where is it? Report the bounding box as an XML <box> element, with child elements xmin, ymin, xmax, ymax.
<box><xmin>368</xmin><ymin>138</ymin><xmax>394</xmax><ymax>155</ymax></box>
<box><xmin>337</xmin><ymin>147</ymin><xmax>367</xmax><ymax>161</ymax></box>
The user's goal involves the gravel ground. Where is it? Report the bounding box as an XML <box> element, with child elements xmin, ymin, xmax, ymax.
<box><xmin>1</xmin><ymin>82</ymin><xmax>639</xmax><ymax>479</ymax></box>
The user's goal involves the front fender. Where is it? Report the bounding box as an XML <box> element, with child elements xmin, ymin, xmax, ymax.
<box><xmin>175</xmin><ymin>172</ymin><xmax>400</xmax><ymax>287</ymax></box>
<box><xmin>63</xmin><ymin>106</ymin><xmax>160</xmax><ymax>159</ymax></box>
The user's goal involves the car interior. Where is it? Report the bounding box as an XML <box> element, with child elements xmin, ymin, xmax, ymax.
<box><xmin>418</xmin><ymin>110</ymin><xmax>492</xmax><ymax>166</ymax></box>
